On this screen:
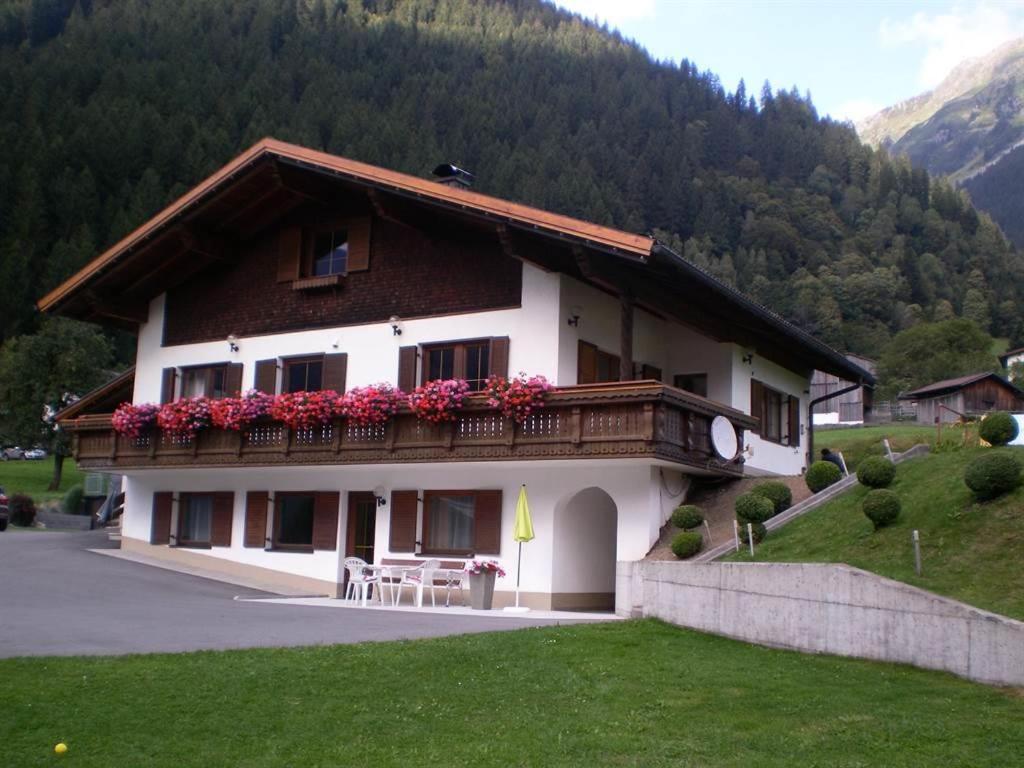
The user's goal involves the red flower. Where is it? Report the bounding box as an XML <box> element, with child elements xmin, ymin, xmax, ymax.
<box><xmin>338</xmin><ymin>383</ymin><xmax>402</xmax><ymax>427</ymax></box>
<box><xmin>270</xmin><ymin>390</ymin><xmax>339</xmax><ymax>429</ymax></box>
<box><xmin>484</xmin><ymin>373</ymin><xmax>552</xmax><ymax>423</ymax></box>
<box><xmin>407</xmin><ymin>379</ymin><xmax>470</xmax><ymax>423</ymax></box>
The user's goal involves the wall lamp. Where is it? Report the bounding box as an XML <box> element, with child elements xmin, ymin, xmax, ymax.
<box><xmin>227</xmin><ymin>334</ymin><xmax>240</xmax><ymax>353</ymax></box>
<box><xmin>567</xmin><ymin>305</ymin><xmax>582</xmax><ymax>327</ymax></box>
<box><xmin>742</xmin><ymin>352</ymin><xmax>754</xmax><ymax>365</ymax></box>
<box><xmin>389</xmin><ymin>316</ymin><xmax>403</xmax><ymax>336</ymax></box>
<box><xmin>372</xmin><ymin>485</ymin><xmax>387</xmax><ymax>507</ymax></box>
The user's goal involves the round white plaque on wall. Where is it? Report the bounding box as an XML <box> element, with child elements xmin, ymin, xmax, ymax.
<box><xmin>710</xmin><ymin>415</ymin><xmax>739</xmax><ymax>460</ymax></box>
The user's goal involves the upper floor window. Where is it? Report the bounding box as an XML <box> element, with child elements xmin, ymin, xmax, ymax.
<box><xmin>577</xmin><ymin>340</ymin><xmax>620</xmax><ymax>385</ymax></box>
<box><xmin>422</xmin><ymin>340</ymin><xmax>491</xmax><ymax>391</ymax></box>
<box><xmin>674</xmin><ymin>373</ymin><xmax>708</xmax><ymax>398</ymax></box>
<box><xmin>312</xmin><ymin>229</ymin><xmax>349</xmax><ymax>277</ymax></box>
<box><xmin>180</xmin><ymin>365</ymin><xmax>227</xmax><ymax>399</ymax></box>
<box><xmin>751</xmin><ymin>379</ymin><xmax>799</xmax><ymax>446</ymax></box>
<box><xmin>284</xmin><ymin>358</ymin><xmax>324</xmax><ymax>393</ymax></box>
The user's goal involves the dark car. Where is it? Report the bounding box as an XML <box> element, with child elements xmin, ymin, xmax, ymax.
<box><xmin>0</xmin><ymin>486</ymin><xmax>8</xmax><ymax>531</ymax></box>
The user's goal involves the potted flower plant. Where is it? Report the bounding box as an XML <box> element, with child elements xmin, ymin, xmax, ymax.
<box><xmin>156</xmin><ymin>396</ymin><xmax>212</xmax><ymax>439</ymax></box>
<box><xmin>484</xmin><ymin>372</ymin><xmax>553</xmax><ymax>423</ymax></box>
<box><xmin>112</xmin><ymin>402</ymin><xmax>160</xmax><ymax>439</ymax></box>
<box><xmin>270</xmin><ymin>390</ymin><xmax>339</xmax><ymax>430</ymax></box>
<box><xmin>464</xmin><ymin>559</ymin><xmax>506</xmax><ymax>610</ymax></box>
<box><xmin>210</xmin><ymin>390</ymin><xmax>274</xmax><ymax>431</ymax></box>
<box><xmin>407</xmin><ymin>379</ymin><xmax>470</xmax><ymax>423</ymax></box>
<box><xmin>338</xmin><ymin>383</ymin><xmax>402</xmax><ymax>427</ymax></box>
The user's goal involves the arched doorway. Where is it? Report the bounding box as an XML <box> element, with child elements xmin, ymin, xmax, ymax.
<box><xmin>551</xmin><ymin>487</ymin><xmax>618</xmax><ymax>610</ymax></box>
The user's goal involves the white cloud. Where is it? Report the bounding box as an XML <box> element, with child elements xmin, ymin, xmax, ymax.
<box><xmin>832</xmin><ymin>99</ymin><xmax>884</xmax><ymax>123</ymax></box>
<box><xmin>552</xmin><ymin>0</ymin><xmax>658</xmax><ymax>25</ymax></box>
<box><xmin>879</xmin><ymin>1</ymin><xmax>1024</xmax><ymax>88</ymax></box>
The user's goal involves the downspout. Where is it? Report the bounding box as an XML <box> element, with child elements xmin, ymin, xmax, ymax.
<box><xmin>807</xmin><ymin>381</ymin><xmax>864</xmax><ymax>468</ymax></box>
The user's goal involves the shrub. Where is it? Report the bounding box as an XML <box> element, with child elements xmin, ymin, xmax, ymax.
<box><xmin>750</xmin><ymin>481</ymin><xmax>792</xmax><ymax>516</ymax></box>
<box><xmin>979</xmin><ymin>412</ymin><xmax>1019</xmax><ymax>447</ymax></box>
<box><xmin>856</xmin><ymin>456</ymin><xmax>896</xmax><ymax>489</ymax></box>
<box><xmin>964</xmin><ymin>452</ymin><xmax>1022</xmax><ymax>500</ymax></box>
<box><xmin>862</xmin><ymin>489</ymin><xmax>901</xmax><ymax>529</ymax></box>
<box><xmin>670</xmin><ymin>531</ymin><xmax>703</xmax><ymax>559</ymax></box>
<box><xmin>738</xmin><ymin>522</ymin><xmax>767</xmax><ymax>544</ymax></box>
<box><xmin>9</xmin><ymin>494</ymin><xmax>36</xmax><ymax>527</ymax></box>
<box><xmin>62</xmin><ymin>484</ymin><xmax>85</xmax><ymax>516</ymax></box>
<box><xmin>671</xmin><ymin>505</ymin><xmax>704</xmax><ymax>530</ymax></box>
<box><xmin>806</xmin><ymin>460</ymin><xmax>842</xmax><ymax>493</ymax></box>
<box><xmin>734</xmin><ymin>493</ymin><xmax>773</xmax><ymax>524</ymax></box>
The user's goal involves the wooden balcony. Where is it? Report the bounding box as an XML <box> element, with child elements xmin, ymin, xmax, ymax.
<box><xmin>66</xmin><ymin>382</ymin><xmax>758</xmax><ymax>475</ymax></box>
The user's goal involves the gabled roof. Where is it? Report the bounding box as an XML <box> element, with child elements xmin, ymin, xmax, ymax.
<box><xmin>55</xmin><ymin>367</ymin><xmax>135</xmax><ymax>423</ymax></box>
<box><xmin>898</xmin><ymin>371</ymin><xmax>1023</xmax><ymax>400</ymax></box>
<box><xmin>38</xmin><ymin>138</ymin><xmax>874</xmax><ymax>386</ymax></box>
<box><xmin>998</xmin><ymin>346</ymin><xmax>1024</xmax><ymax>368</ymax></box>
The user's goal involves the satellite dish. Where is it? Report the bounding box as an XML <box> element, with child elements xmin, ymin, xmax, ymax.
<box><xmin>710</xmin><ymin>415</ymin><xmax>738</xmax><ymax>460</ymax></box>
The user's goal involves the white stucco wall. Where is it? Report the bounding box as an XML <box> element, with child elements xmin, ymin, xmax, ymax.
<box><xmin>121</xmin><ymin>459</ymin><xmax>668</xmax><ymax>596</ymax></box>
<box><xmin>133</xmin><ymin>263</ymin><xmax>563</xmax><ymax>402</ymax></box>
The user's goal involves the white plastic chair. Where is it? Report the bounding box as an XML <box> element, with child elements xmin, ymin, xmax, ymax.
<box><xmin>397</xmin><ymin>559</ymin><xmax>441</xmax><ymax>607</ymax></box>
<box><xmin>343</xmin><ymin>557</ymin><xmax>381</xmax><ymax>606</ymax></box>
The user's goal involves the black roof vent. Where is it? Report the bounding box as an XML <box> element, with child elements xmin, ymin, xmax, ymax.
<box><xmin>432</xmin><ymin>163</ymin><xmax>475</xmax><ymax>189</ymax></box>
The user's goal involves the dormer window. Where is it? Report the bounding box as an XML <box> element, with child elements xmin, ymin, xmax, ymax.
<box><xmin>312</xmin><ymin>229</ymin><xmax>349</xmax><ymax>277</ymax></box>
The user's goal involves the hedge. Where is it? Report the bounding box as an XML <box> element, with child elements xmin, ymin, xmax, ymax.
<box><xmin>806</xmin><ymin>460</ymin><xmax>842</xmax><ymax>493</ymax></box>
<box><xmin>856</xmin><ymin>456</ymin><xmax>896</xmax><ymax>489</ymax></box>
<box><xmin>750</xmin><ymin>481</ymin><xmax>792</xmax><ymax>516</ymax></box>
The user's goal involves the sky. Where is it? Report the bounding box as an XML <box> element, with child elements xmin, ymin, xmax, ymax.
<box><xmin>551</xmin><ymin>0</ymin><xmax>1024</xmax><ymax>123</ymax></box>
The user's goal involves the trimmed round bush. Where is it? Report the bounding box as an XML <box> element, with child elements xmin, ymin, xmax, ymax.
<box><xmin>964</xmin><ymin>452</ymin><xmax>1022</xmax><ymax>500</ymax></box>
<box><xmin>979</xmin><ymin>412</ymin><xmax>1019</xmax><ymax>447</ymax></box>
<box><xmin>734</xmin><ymin>492</ymin><xmax>773</xmax><ymax>524</ymax></box>
<box><xmin>856</xmin><ymin>456</ymin><xmax>896</xmax><ymax>489</ymax></box>
<box><xmin>670</xmin><ymin>531</ymin><xmax>703</xmax><ymax>559</ymax></box>
<box><xmin>738</xmin><ymin>522</ymin><xmax>767</xmax><ymax>544</ymax></box>
<box><xmin>62</xmin><ymin>484</ymin><xmax>85</xmax><ymax>516</ymax></box>
<box><xmin>862</xmin><ymin>488</ymin><xmax>901</xmax><ymax>529</ymax></box>
<box><xmin>9</xmin><ymin>494</ymin><xmax>36</xmax><ymax>527</ymax></box>
<box><xmin>671</xmin><ymin>505</ymin><xmax>704</xmax><ymax>530</ymax></box>
<box><xmin>806</xmin><ymin>460</ymin><xmax>842</xmax><ymax>493</ymax></box>
<box><xmin>750</xmin><ymin>480</ymin><xmax>792</xmax><ymax>516</ymax></box>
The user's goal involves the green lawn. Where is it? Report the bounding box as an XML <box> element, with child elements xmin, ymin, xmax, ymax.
<box><xmin>0</xmin><ymin>457</ymin><xmax>83</xmax><ymax>504</ymax></box>
<box><xmin>815</xmin><ymin>424</ymin><xmax>939</xmax><ymax>470</ymax></box>
<box><xmin>2</xmin><ymin>621</ymin><xmax>1021</xmax><ymax>767</ymax></box>
<box><xmin>729</xmin><ymin>447</ymin><xmax>1024</xmax><ymax>620</ymax></box>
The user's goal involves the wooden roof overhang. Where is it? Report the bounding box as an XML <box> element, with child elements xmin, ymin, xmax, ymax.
<box><xmin>55</xmin><ymin>367</ymin><xmax>135</xmax><ymax>423</ymax></box>
<box><xmin>39</xmin><ymin>138</ymin><xmax>873</xmax><ymax>385</ymax></box>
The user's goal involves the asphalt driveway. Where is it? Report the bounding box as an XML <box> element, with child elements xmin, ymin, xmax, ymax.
<box><xmin>0</xmin><ymin>530</ymin><xmax>574</xmax><ymax>657</ymax></box>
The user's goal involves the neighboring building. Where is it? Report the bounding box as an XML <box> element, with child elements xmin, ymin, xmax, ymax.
<box><xmin>811</xmin><ymin>354</ymin><xmax>875</xmax><ymax>426</ymax></box>
<box><xmin>44</xmin><ymin>139</ymin><xmax>873</xmax><ymax>608</ymax></box>
<box><xmin>999</xmin><ymin>346</ymin><xmax>1024</xmax><ymax>370</ymax></box>
<box><xmin>898</xmin><ymin>372</ymin><xmax>1024</xmax><ymax>424</ymax></box>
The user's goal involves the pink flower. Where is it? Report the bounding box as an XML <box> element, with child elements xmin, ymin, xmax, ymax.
<box><xmin>338</xmin><ymin>383</ymin><xmax>402</xmax><ymax>427</ymax></box>
<box><xmin>112</xmin><ymin>402</ymin><xmax>160</xmax><ymax>438</ymax></box>
<box><xmin>484</xmin><ymin>373</ymin><xmax>552</xmax><ymax>423</ymax></box>
<box><xmin>270</xmin><ymin>390</ymin><xmax>338</xmax><ymax>429</ymax></box>
<box><xmin>408</xmin><ymin>379</ymin><xmax>470</xmax><ymax>423</ymax></box>
<box><xmin>156</xmin><ymin>397</ymin><xmax>212</xmax><ymax>438</ymax></box>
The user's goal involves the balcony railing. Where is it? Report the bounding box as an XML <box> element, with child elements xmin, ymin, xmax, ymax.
<box><xmin>66</xmin><ymin>382</ymin><xmax>758</xmax><ymax>475</ymax></box>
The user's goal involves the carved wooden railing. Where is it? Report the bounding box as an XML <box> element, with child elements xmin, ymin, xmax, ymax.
<box><xmin>66</xmin><ymin>382</ymin><xmax>758</xmax><ymax>475</ymax></box>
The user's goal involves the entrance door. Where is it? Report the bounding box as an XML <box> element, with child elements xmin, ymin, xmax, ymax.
<box><xmin>346</xmin><ymin>492</ymin><xmax>377</xmax><ymax>565</ymax></box>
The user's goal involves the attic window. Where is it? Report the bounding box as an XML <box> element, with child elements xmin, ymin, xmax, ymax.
<box><xmin>313</xmin><ymin>229</ymin><xmax>348</xmax><ymax>276</ymax></box>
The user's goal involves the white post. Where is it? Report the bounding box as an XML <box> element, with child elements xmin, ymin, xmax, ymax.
<box><xmin>838</xmin><ymin>451</ymin><xmax>850</xmax><ymax>476</ymax></box>
<box><xmin>703</xmin><ymin>519</ymin><xmax>713</xmax><ymax>546</ymax></box>
<box><xmin>912</xmin><ymin>530</ymin><xmax>922</xmax><ymax>576</ymax></box>
<box><xmin>747</xmin><ymin>523</ymin><xmax>754</xmax><ymax>557</ymax></box>
<box><xmin>883</xmin><ymin>439</ymin><xmax>895</xmax><ymax>462</ymax></box>
<box><xmin>733</xmin><ymin>519</ymin><xmax>740</xmax><ymax>552</ymax></box>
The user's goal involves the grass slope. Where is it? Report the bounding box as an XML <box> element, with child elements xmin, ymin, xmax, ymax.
<box><xmin>0</xmin><ymin>457</ymin><xmax>83</xmax><ymax>504</ymax></box>
<box><xmin>2</xmin><ymin>621</ymin><xmax>1022</xmax><ymax>767</ymax></box>
<box><xmin>815</xmin><ymin>424</ymin><xmax>937</xmax><ymax>470</ymax></box>
<box><xmin>730</xmin><ymin>447</ymin><xmax>1024</xmax><ymax>620</ymax></box>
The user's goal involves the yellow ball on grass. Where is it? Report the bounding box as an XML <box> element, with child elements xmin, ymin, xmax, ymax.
<box><xmin>54</xmin><ymin>743</ymin><xmax>68</xmax><ymax>755</ymax></box>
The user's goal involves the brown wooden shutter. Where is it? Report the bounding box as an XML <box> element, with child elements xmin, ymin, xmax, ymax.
<box><xmin>160</xmin><ymin>368</ymin><xmax>177</xmax><ymax>404</ymax></box>
<box><xmin>322</xmin><ymin>353</ymin><xmax>348</xmax><ymax>394</ymax></box>
<box><xmin>397</xmin><ymin>346</ymin><xmax>417</xmax><ymax>392</ymax></box>
<box><xmin>277</xmin><ymin>226</ymin><xmax>302</xmax><ymax>283</ymax></box>
<box><xmin>346</xmin><ymin>217</ymin><xmax>371</xmax><ymax>272</ymax></box>
<box><xmin>244</xmin><ymin>491</ymin><xmax>269</xmax><ymax>548</ymax></box>
<box><xmin>473</xmin><ymin>490</ymin><xmax>502</xmax><ymax>555</ymax></box>
<box><xmin>750</xmin><ymin>380</ymin><xmax>765</xmax><ymax>437</ymax></box>
<box><xmin>254</xmin><ymin>359</ymin><xmax>278</xmax><ymax>395</ymax></box>
<box><xmin>489</xmin><ymin>337</ymin><xmax>510</xmax><ymax>379</ymax></box>
<box><xmin>312</xmin><ymin>491</ymin><xmax>340</xmax><ymax>551</ymax></box>
<box><xmin>577</xmin><ymin>341</ymin><xmax>598</xmax><ymax>385</ymax></box>
<box><xmin>389</xmin><ymin>490</ymin><xmax>418</xmax><ymax>552</ymax></box>
<box><xmin>225</xmin><ymin>363</ymin><xmax>243</xmax><ymax>397</ymax></box>
<box><xmin>787</xmin><ymin>396</ymin><xmax>800</xmax><ymax>447</ymax></box>
<box><xmin>211</xmin><ymin>492</ymin><xmax>234</xmax><ymax>547</ymax></box>
<box><xmin>640</xmin><ymin>363</ymin><xmax>663</xmax><ymax>382</ymax></box>
<box><xmin>151</xmin><ymin>492</ymin><xmax>173</xmax><ymax>545</ymax></box>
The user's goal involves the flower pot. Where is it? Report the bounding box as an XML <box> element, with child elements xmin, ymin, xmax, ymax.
<box><xmin>468</xmin><ymin>570</ymin><xmax>496</xmax><ymax>610</ymax></box>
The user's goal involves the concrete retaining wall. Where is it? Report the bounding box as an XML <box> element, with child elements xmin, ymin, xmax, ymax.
<box><xmin>617</xmin><ymin>560</ymin><xmax>1024</xmax><ymax>687</ymax></box>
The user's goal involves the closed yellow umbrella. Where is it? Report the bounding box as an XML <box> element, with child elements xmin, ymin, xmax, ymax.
<box><xmin>507</xmin><ymin>484</ymin><xmax>534</xmax><ymax>612</ymax></box>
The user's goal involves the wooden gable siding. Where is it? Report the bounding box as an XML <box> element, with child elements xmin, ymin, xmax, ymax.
<box><xmin>914</xmin><ymin>379</ymin><xmax>1024</xmax><ymax>423</ymax></box>
<box><xmin>162</xmin><ymin>214</ymin><xmax>522</xmax><ymax>347</ymax></box>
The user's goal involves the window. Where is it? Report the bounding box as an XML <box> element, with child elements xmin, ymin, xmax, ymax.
<box><xmin>180</xmin><ymin>365</ymin><xmax>227</xmax><ymax>399</ymax></box>
<box><xmin>577</xmin><ymin>341</ymin><xmax>620</xmax><ymax>385</ymax></box>
<box><xmin>751</xmin><ymin>379</ymin><xmax>799</xmax><ymax>446</ymax></box>
<box><xmin>674</xmin><ymin>373</ymin><xmax>708</xmax><ymax>398</ymax></box>
<box><xmin>178</xmin><ymin>494</ymin><xmax>213</xmax><ymax>547</ymax></box>
<box><xmin>273</xmin><ymin>493</ymin><xmax>316</xmax><ymax>550</ymax></box>
<box><xmin>312</xmin><ymin>229</ymin><xmax>348</xmax><ymax>277</ymax></box>
<box><xmin>422</xmin><ymin>341</ymin><xmax>491</xmax><ymax>391</ymax></box>
<box><xmin>284</xmin><ymin>358</ymin><xmax>323</xmax><ymax>393</ymax></box>
<box><xmin>422</xmin><ymin>492</ymin><xmax>477</xmax><ymax>555</ymax></box>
